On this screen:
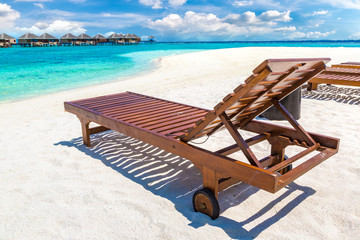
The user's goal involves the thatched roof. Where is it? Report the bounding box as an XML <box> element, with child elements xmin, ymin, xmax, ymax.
<box><xmin>0</xmin><ymin>33</ymin><xmax>15</xmax><ymax>40</ymax></box>
<box><xmin>18</xmin><ymin>32</ymin><xmax>40</xmax><ymax>39</ymax></box>
<box><xmin>60</xmin><ymin>33</ymin><xmax>78</xmax><ymax>39</ymax></box>
<box><xmin>77</xmin><ymin>33</ymin><xmax>92</xmax><ymax>39</ymax></box>
<box><xmin>124</xmin><ymin>33</ymin><xmax>139</xmax><ymax>39</ymax></box>
<box><xmin>93</xmin><ymin>33</ymin><xmax>106</xmax><ymax>39</ymax></box>
<box><xmin>108</xmin><ymin>33</ymin><xmax>121</xmax><ymax>39</ymax></box>
<box><xmin>39</xmin><ymin>33</ymin><xmax>58</xmax><ymax>40</ymax></box>
<box><xmin>118</xmin><ymin>33</ymin><xmax>125</xmax><ymax>38</ymax></box>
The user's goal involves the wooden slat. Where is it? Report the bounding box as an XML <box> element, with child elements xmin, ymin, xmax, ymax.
<box><xmin>78</xmin><ymin>93</ymin><xmax>143</xmax><ymax>107</ymax></box>
<box><xmin>93</xmin><ymin>97</ymin><xmax>161</xmax><ymax>111</ymax></box>
<box><xmin>111</xmin><ymin>104</ymin><xmax>191</xmax><ymax>119</ymax></box>
<box><xmin>154</xmin><ymin>118</ymin><xmax>201</xmax><ymax>133</ymax></box>
<box><xmin>130</xmin><ymin>108</ymin><xmax>205</xmax><ymax>125</ymax></box>
<box><xmin>180</xmin><ymin>67</ymin><xmax>272</xmax><ymax>142</ymax></box>
<box><xmin>219</xmin><ymin>113</ymin><xmax>262</xmax><ymax>168</ymax></box>
<box><xmin>101</xmin><ymin>100</ymin><xmax>174</xmax><ymax>115</ymax></box>
<box><xmin>141</xmin><ymin>112</ymin><xmax>206</xmax><ymax>129</ymax></box>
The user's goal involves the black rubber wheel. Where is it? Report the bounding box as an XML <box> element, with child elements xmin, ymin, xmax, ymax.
<box><xmin>192</xmin><ymin>188</ymin><xmax>220</xmax><ymax>220</ymax></box>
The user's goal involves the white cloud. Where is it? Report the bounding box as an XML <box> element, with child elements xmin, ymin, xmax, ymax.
<box><xmin>15</xmin><ymin>20</ymin><xmax>86</xmax><ymax>37</ymax></box>
<box><xmin>69</xmin><ymin>0</ymin><xmax>86</xmax><ymax>3</ymax></box>
<box><xmin>349</xmin><ymin>32</ymin><xmax>360</xmax><ymax>39</ymax></box>
<box><xmin>312</xmin><ymin>10</ymin><xmax>328</xmax><ymax>16</ymax></box>
<box><xmin>259</xmin><ymin>10</ymin><xmax>291</xmax><ymax>22</ymax></box>
<box><xmin>225</xmin><ymin>10</ymin><xmax>291</xmax><ymax>26</ymax></box>
<box><xmin>168</xmin><ymin>0</ymin><xmax>187</xmax><ymax>6</ymax></box>
<box><xmin>288</xmin><ymin>30</ymin><xmax>336</xmax><ymax>39</ymax></box>
<box><xmin>0</xmin><ymin>3</ymin><xmax>20</xmax><ymax>31</ymax></box>
<box><xmin>321</xmin><ymin>0</ymin><xmax>360</xmax><ymax>10</ymax></box>
<box><xmin>148</xmin><ymin>11</ymin><xmax>294</xmax><ymax>40</ymax></box>
<box><xmin>232</xmin><ymin>0</ymin><xmax>253</xmax><ymax>7</ymax></box>
<box><xmin>33</xmin><ymin>3</ymin><xmax>45</xmax><ymax>9</ymax></box>
<box><xmin>104</xmin><ymin>31</ymin><xmax>115</xmax><ymax>37</ymax></box>
<box><xmin>139</xmin><ymin>0</ymin><xmax>187</xmax><ymax>9</ymax></box>
<box><xmin>139</xmin><ymin>0</ymin><xmax>163</xmax><ymax>9</ymax></box>
<box><xmin>275</xmin><ymin>26</ymin><xmax>296</xmax><ymax>32</ymax></box>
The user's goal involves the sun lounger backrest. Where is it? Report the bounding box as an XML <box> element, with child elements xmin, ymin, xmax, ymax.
<box><xmin>180</xmin><ymin>58</ymin><xmax>330</xmax><ymax>142</ymax></box>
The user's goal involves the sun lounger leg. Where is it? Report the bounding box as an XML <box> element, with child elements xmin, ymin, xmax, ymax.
<box><xmin>307</xmin><ymin>82</ymin><xmax>318</xmax><ymax>91</ymax></box>
<box><xmin>269</xmin><ymin>138</ymin><xmax>290</xmax><ymax>174</ymax></box>
<box><xmin>193</xmin><ymin>167</ymin><xmax>220</xmax><ymax>219</ymax></box>
<box><xmin>79</xmin><ymin>117</ymin><xmax>91</xmax><ymax>147</ymax></box>
<box><xmin>202</xmin><ymin>167</ymin><xmax>219</xmax><ymax>198</ymax></box>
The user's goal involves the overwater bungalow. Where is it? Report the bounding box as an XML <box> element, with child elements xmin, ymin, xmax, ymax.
<box><xmin>0</xmin><ymin>33</ymin><xmax>16</xmax><ymax>48</ymax></box>
<box><xmin>39</xmin><ymin>33</ymin><xmax>59</xmax><ymax>46</ymax></box>
<box><xmin>148</xmin><ymin>36</ymin><xmax>156</xmax><ymax>43</ymax></box>
<box><xmin>18</xmin><ymin>33</ymin><xmax>40</xmax><ymax>47</ymax></box>
<box><xmin>77</xmin><ymin>33</ymin><xmax>94</xmax><ymax>46</ymax></box>
<box><xmin>60</xmin><ymin>33</ymin><xmax>78</xmax><ymax>46</ymax></box>
<box><xmin>107</xmin><ymin>33</ymin><xmax>124</xmax><ymax>45</ymax></box>
<box><xmin>93</xmin><ymin>33</ymin><xmax>107</xmax><ymax>44</ymax></box>
<box><xmin>124</xmin><ymin>33</ymin><xmax>140</xmax><ymax>44</ymax></box>
<box><xmin>117</xmin><ymin>34</ymin><xmax>125</xmax><ymax>44</ymax></box>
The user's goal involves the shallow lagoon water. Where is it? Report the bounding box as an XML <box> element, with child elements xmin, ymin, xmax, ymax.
<box><xmin>1</xmin><ymin>41</ymin><xmax>359</xmax><ymax>102</ymax></box>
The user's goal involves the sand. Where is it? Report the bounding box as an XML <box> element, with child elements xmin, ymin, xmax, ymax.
<box><xmin>0</xmin><ymin>47</ymin><xmax>359</xmax><ymax>239</ymax></box>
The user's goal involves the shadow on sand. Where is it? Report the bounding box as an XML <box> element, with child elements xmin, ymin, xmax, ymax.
<box><xmin>56</xmin><ymin>130</ymin><xmax>316</xmax><ymax>239</ymax></box>
<box><xmin>302</xmin><ymin>85</ymin><xmax>360</xmax><ymax>105</ymax></box>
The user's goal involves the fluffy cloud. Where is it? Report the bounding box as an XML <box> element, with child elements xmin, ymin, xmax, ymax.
<box><xmin>233</xmin><ymin>0</ymin><xmax>280</xmax><ymax>8</ymax></box>
<box><xmin>312</xmin><ymin>10</ymin><xmax>328</xmax><ymax>16</ymax></box>
<box><xmin>225</xmin><ymin>10</ymin><xmax>291</xmax><ymax>26</ymax></box>
<box><xmin>15</xmin><ymin>20</ymin><xmax>86</xmax><ymax>36</ymax></box>
<box><xmin>139</xmin><ymin>0</ymin><xmax>187</xmax><ymax>9</ymax></box>
<box><xmin>232</xmin><ymin>0</ymin><xmax>253</xmax><ymax>7</ymax></box>
<box><xmin>0</xmin><ymin>3</ymin><xmax>20</xmax><ymax>31</ymax></box>
<box><xmin>168</xmin><ymin>0</ymin><xmax>187</xmax><ymax>6</ymax></box>
<box><xmin>288</xmin><ymin>30</ymin><xmax>336</xmax><ymax>39</ymax></box>
<box><xmin>148</xmin><ymin>11</ymin><xmax>245</xmax><ymax>39</ymax></box>
<box><xmin>349</xmin><ymin>32</ymin><xmax>360</xmax><ymax>39</ymax></box>
<box><xmin>33</xmin><ymin>3</ymin><xmax>45</xmax><ymax>9</ymax></box>
<box><xmin>148</xmin><ymin>11</ymin><xmax>294</xmax><ymax>40</ymax></box>
<box><xmin>275</xmin><ymin>26</ymin><xmax>296</xmax><ymax>32</ymax></box>
<box><xmin>322</xmin><ymin>0</ymin><xmax>360</xmax><ymax>10</ymax></box>
<box><xmin>139</xmin><ymin>0</ymin><xmax>162</xmax><ymax>9</ymax></box>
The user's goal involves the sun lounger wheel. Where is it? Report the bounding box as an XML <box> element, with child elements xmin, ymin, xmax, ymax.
<box><xmin>193</xmin><ymin>188</ymin><xmax>220</xmax><ymax>220</ymax></box>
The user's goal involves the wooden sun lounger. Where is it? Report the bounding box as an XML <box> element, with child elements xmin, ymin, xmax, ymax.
<box><xmin>308</xmin><ymin>62</ymin><xmax>360</xmax><ymax>90</ymax></box>
<box><xmin>64</xmin><ymin>58</ymin><xmax>339</xmax><ymax>220</ymax></box>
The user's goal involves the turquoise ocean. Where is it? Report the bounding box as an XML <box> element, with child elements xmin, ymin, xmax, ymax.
<box><xmin>1</xmin><ymin>41</ymin><xmax>359</xmax><ymax>102</ymax></box>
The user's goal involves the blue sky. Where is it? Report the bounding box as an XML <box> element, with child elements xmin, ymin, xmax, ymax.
<box><xmin>0</xmin><ymin>0</ymin><xmax>360</xmax><ymax>41</ymax></box>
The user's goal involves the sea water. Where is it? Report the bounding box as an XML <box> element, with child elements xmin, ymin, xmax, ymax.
<box><xmin>1</xmin><ymin>41</ymin><xmax>359</xmax><ymax>102</ymax></box>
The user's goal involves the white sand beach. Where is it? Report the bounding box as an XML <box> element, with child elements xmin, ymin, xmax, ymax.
<box><xmin>1</xmin><ymin>47</ymin><xmax>360</xmax><ymax>239</ymax></box>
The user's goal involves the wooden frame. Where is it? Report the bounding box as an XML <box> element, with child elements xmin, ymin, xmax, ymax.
<box><xmin>65</xmin><ymin>58</ymin><xmax>339</xmax><ymax>219</ymax></box>
<box><xmin>308</xmin><ymin>62</ymin><xmax>360</xmax><ymax>90</ymax></box>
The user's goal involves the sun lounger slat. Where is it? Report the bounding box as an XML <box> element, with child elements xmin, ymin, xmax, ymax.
<box><xmin>140</xmin><ymin>113</ymin><xmax>206</xmax><ymax>129</ymax></box>
<box><xmin>100</xmin><ymin>100</ymin><xmax>174</xmax><ymax>115</ymax></box>
<box><xmin>72</xmin><ymin>92</ymin><xmax>132</xmax><ymax>104</ymax></box>
<box><xmin>160</xmin><ymin>123</ymin><xmax>198</xmax><ymax>136</ymax></box>
<box><xmin>123</xmin><ymin>107</ymin><xmax>199</xmax><ymax>122</ymax></box>
<box><xmin>75</xmin><ymin>92</ymin><xmax>143</xmax><ymax>106</ymax></box>
<box><xmin>112</xmin><ymin>105</ymin><xmax>192</xmax><ymax>119</ymax></box>
<box><xmin>92</xmin><ymin>97</ymin><xmax>163</xmax><ymax>111</ymax></box>
<box><xmin>129</xmin><ymin>108</ymin><xmax>204</xmax><ymax>125</ymax></box>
